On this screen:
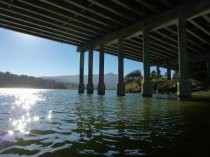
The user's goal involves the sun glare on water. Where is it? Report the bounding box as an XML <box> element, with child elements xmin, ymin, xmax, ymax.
<box><xmin>0</xmin><ymin>88</ymin><xmax>48</xmax><ymax>136</ymax></box>
<box><xmin>12</xmin><ymin>89</ymin><xmax>45</xmax><ymax>110</ymax></box>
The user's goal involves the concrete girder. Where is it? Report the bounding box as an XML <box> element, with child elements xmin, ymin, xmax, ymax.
<box><xmin>78</xmin><ymin>0</ymin><xmax>210</xmax><ymax>52</ymax></box>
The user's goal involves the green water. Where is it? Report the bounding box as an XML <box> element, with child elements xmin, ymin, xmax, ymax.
<box><xmin>0</xmin><ymin>89</ymin><xmax>210</xmax><ymax>157</ymax></box>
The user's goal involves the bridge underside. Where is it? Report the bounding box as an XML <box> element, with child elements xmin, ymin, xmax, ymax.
<box><xmin>0</xmin><ymin>0</ymin><xmax>210</xmax><ymax>97</ymax></box>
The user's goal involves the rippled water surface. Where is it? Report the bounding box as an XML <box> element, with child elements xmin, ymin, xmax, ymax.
<box><xmin>0</xmin><ymin>88</ymin><xmax>210</xmax><ymax>157</ymax></box>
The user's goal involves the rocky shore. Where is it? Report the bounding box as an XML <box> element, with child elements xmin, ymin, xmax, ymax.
<box><xmin>125</xmin><ymin>79</ymin><xmax>210</xmax><ymax>95</ymax></box>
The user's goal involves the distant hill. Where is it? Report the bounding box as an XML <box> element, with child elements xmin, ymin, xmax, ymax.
<box><xmin>0</xmin><ymin>71</ymin><xmax>76</xmax><ymax>89</ymax></box>
<box><xmin>42</xmin><ymin>73</ymin><xmax>118</xmax><ymax>89</ymax></box>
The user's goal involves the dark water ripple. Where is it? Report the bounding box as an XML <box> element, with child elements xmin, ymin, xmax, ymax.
<box><xmin>0</xmin><ymin>89</ymin><xmax>210</xmax><ymax>157</ymax></box>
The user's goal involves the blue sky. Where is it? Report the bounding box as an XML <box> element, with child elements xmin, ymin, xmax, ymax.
<box><xmin>0</xmin><ymin>28</ymin><xmax>167</xmax><ymax>77</ymax></box>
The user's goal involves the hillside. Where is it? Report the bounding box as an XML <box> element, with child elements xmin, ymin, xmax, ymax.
<box><xmin>0</xmin><ymin>71</ymin><xmax>76</xmax><ymax>89</ymax></box>
<box><xmin>42</xmin><ymin>73</ymin><xmax>118</xmax><ymax>89</ymax></box>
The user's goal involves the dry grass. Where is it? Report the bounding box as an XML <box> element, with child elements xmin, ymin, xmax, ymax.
<box><xmin>192</xmin><ymin>90</ymin><xmax>210</xmax><ymax>98</ymax></box>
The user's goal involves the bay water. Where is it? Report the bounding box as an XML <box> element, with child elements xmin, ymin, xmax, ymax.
<box><xmin>0</xmin><ymin>89</ymin><xmax>210</xmax><ymax>157</ymax></box>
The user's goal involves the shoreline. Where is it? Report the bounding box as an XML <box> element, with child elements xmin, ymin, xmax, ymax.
<box><xmin>191</xmin><ymin>90</ymin><xmax>210</xmax><ymax>97</ymax></box>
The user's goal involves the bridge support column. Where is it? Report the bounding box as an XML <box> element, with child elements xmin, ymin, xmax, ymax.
<box><xmin>117</xmin><ymin>38</ymin><xmax>125</xmax><ymax>96</ymax></box>
<box><xmin>156</xmin><ymin>66</ymin><xmax>160</xmax><ymax>80</ymax></box>
<box><xmin>206</xmin><ymin>59</ymin><xmax>210</xmax><ymax>85</ymax></box>
<box><xmin>87</xmin><ymin>48</ymin><xmax>94</xmax><ymax>94</ymax></box>
<box><xmin>98</xmin><ymin>45</ymin><xmax>105</xmax><ymax>95</ymax></box>
<box><xmin>142</xmin><ymin>30</ymin><xmax>152</xmax><ymax>97</ymax></box>
<box><xmin>167</xmin><ymin>62</ymin><xmax>171</xmax><ymax>80</ymax></box>
<box><xmin>78</xmin><ymin>51</ymin><xmax>85</xmax><ymax>93</ymax></box>
<box><xmin>177</xmin><ymin>18</ymin><xmax>191</xmax><ymax>98</ymax></box>
<box><xmin>206</xmin><ymin>58</ymin><xmax>210</xmax><ymax>78</ymax></box>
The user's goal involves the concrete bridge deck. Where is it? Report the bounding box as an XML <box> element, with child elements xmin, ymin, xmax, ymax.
<box><xmin>0</xmin><ymin>0</ymin><xmax>210</xmax><ymax>97</ymax></box>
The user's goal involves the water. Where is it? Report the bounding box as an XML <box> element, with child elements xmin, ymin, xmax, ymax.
<box><xmin>0</xmin><ymin>89</ymin><xmax>210</xmax><ymax>157</ymax></box>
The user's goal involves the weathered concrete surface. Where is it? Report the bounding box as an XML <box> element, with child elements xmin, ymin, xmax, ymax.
<box><xmin>78</xmin><ymin>51</ymin><xmax>84</xmax><ymax>93</ymax></box>
<box><xmin>87</xmin><ymin>49</ymin><xmax>94</xmax><ymax>94</ymax></box>
<box><xmin>98</xmin><ymin>46</ymin><xmax>105</xmax><ymax>95</ymax></box>
<box><xmin>117</xmin><ymin>38</ymin><xmax>125</xmax><ymax>96</ymax></box>
<box><xmin>177</xmin><ymin>18</ymin><xmax>191</xmax><ymax>98</ymax></box>
<box><xmin>177</xmin><ymin>79</ymin><xmax>192</xmax><ymax>98</ymax></box>
<box><xmin>142</xmin><ymin>30</ymin><xmax>152</xmax><ymax>97</ymax></box>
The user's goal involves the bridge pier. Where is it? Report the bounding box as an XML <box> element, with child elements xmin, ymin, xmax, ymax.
<box><xmin>117</xmin><ymin>38</ymin><xmax>125</xmax><ymax>96</ymax></box>
<box><xmin>98</xmin><ymin>45</ymin><xmax>105</xmax><ymax>95</ymax></box>
<box><xmin>87</xmin><ymin>48</ymin><xmax>94</xmax><ymax>94</ymax></box>
<box><xmin>156</xmin><ymin>66</ymin><xmax>160</xmax><ymax>80</ymax></box>
<box><xmin>177</xmin><ymin>18</ymin><xmax>191</xmax><ymax>98</ymax></box>
<box><xmin>142</xmin><ymin>30</ymin><xmax>152</xmax><ymax>97</ymax></box>
<box><xmin>167</xmin><ymin>62</ymin><xmax>171</xmax><ymax>80</ymax></box>
<box><xmin>205</xmin><ymin>58</ymin><xmax>210</xmax><ymax>87</ymax></box>
<box><xmin>78</xmin><ymin>51</ymin><xmax>85</xmax><ymax>93</ymax></box>
<box><xmin>206</xmin><ymin>58</ymin><xmax>210</xmax><ymax>79</ymax></box>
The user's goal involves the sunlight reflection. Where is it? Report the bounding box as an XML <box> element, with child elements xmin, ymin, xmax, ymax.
<box><xmin>13</xmin><ymin>89</ymin><xmax>45</xmax><ymax>110</ymax></box>
<box><xmin>47</xmin><ymin>110</ymin><xmax>52</xmax><ymax>120</ymax></box>
<box><xmin>8</xmin><ymin>130</ymin><xmax>14</xmax><ymax>136</ymax></box>
<box><xmin>9</xmin><ymin>114</ymin><xmax>41</xmax><ymax>135</ymax></box>
<box><xmin>33</xmin><ymin>116</ymin><xmax>40</xmax><ymax>122</ymax></box>
<box><xmin>0</xmin><ymin>88</ymin><xmax>47</xmax><ymax>136</ymax></box>
<box><xmin>47</xmin><ymin>114</ymin><xmax>52</xmax><ymax>120</ymax></box>
<box><xmin>0</xmin><ymin>88</ymin><xmax>45</xmax><ymax>110</ymax></box>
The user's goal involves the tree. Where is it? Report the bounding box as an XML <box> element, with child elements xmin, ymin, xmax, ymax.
<box><xmin>173</xmin><ymin>71</ymin><xmax>179</xmax><ymax>80</ymax></box>
<box><xmin>0</xmin><ymin>71</ymin><xmax>72</xmax><ymax>89</ymax></box>
<box><xmin>125</xmin><ymin>70</ymin><xmax>143</xmax><ymax>83</ymax></box>
<box><xmin>150</xmin><ymin>70</ymin><xmax>157</xmax><ymax>80</ymax></box>
<box><xmin>162</xmin><ymin>72</ymin><xmax>167</xmax><ymax>80</ymax></box>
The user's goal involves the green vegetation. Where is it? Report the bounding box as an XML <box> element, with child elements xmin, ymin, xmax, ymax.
<box><xmin>125</xmin><ymin>69</ymin><xmax>210</xmax><ymax>94</ymax></box>
<box><xmin>124</xmin><ymin>70</ymin><xmax>142</xmax><ymax>92</ymax></box>
<box><xmin>0</xmin><ymin>71</ymin><xmax>76</xmax><ymax>89</ymax></box>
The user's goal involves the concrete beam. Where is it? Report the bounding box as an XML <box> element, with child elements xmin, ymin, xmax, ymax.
<box><xmin>169</xmin><ymin>53</ymin><xmax>210</xmax><ymax>65</ymax></box>
<box><xmin>158</xmin><ymin>0</ymin><xmax>174</xmax><ymax>8</ymax></box>
<box><xmin>1</xmin><ymin>0</ymin><xmax>105</xmax><ymax>35</ymax></box>
<box><xmin>0</xmin><ymin>7</ymin><xmax>95</xmax><ymax>40</ymax></box>
<box><xmin>135</xmin><ymin>0</ymin><xmax>160</xmax><ymax>13</ymax></box>
<box><xmin>64</xmin><ymin>0</ymin><xmax>127</xmax><ymax>26</ymax></box>
<box><xmin>189</xmin><ymin>19</ymin><xmax>210</xmax><ymax>36</ymax></box>
<box><xmin>39</xmin><ymin>0</ymin><xmax>116</xmax><ymax>30</ymax></box>
<box><xmin>87</xmin><ymin>0</ymin><xmax>136</xmax><ymax>22</ymax></box>
<box><xmin>164</xmin><ymin>27</ymin><xmax>207</xmax><ymax>53</ymax></box>
<box><xmin>77</xmin><ymin>0</ymin><xmax>210</xmax><ymax>52</ymax></box>
<box><xmin>0</xmin><ymin>15</ymin><xmax>86</xmax><ymax>43</ymax></box>
<box><xmin>110</xmin><ymin>0</ymin><xmax>148</xmax><ymax>17</ymax></box>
